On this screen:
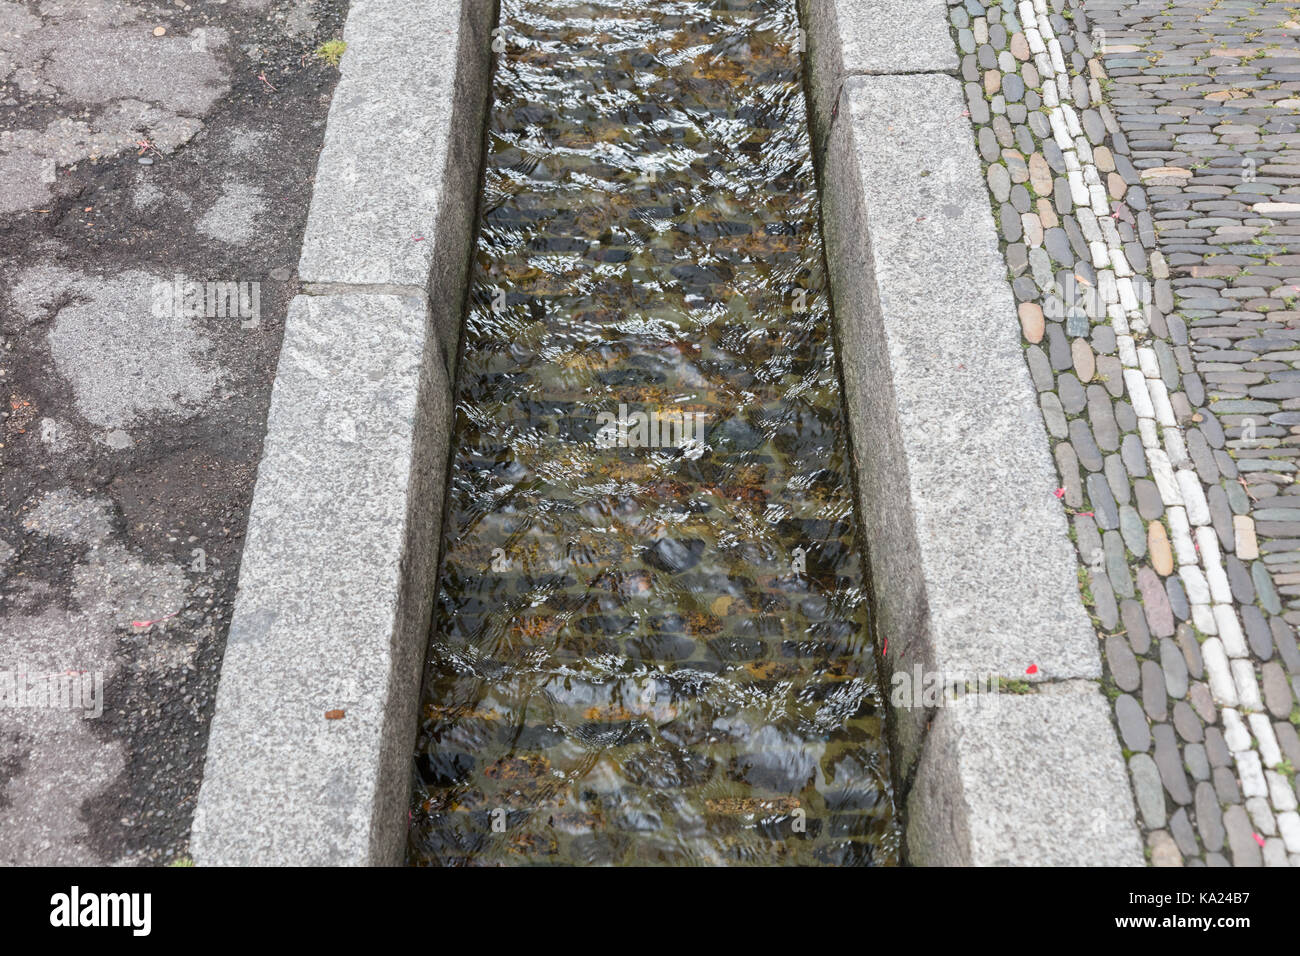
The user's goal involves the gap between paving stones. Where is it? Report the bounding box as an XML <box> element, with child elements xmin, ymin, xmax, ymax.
<box><xmin>191</xmin><ymin>0</ymin><xmax>496</xmax><ymax>866</ymax></box>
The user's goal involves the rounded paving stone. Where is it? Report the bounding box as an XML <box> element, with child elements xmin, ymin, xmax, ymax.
<box><xmin>1121</xmin><ymin>433</ymin><xmax>1148</xmax><ymax>477</ymax></box>
<box><xmin>1040</xmin><ymin>393</ymin><xmax>1068</xmax><ymax>437</ymax></box>
<box><xmin>1274</xmin><ymin>722</ymin><xmax>1300</xmax><ymax>771</ymax></box>
<box><xmin>1242</xmin><ymin>605</ymin><xmax>1274</xmax><ymax>660</ymax></box>
<box><xmin>1195</xmin><ymin>781</ymin><xmax>1225</xmax><ymax>851</ymax></box>
<box><xmin>1269</xmin><ymin>617</ymin><xmax>1298</xmax><ymax>673</ymax></box>
<box><xmin>1115</xmin><ymin>693</ymin><xmax>1151</xmax><ymax>752</ymax></box>
<box><xmin>1104</xmin><ymin>530</ymin><xmax>1132</xmax><ymax>598</ymax></box>
<box><xmin>1152</xmin><ymin>724</ymin><xmax>1193</xmax><ymax>805</ymax></box>
<box><xmin>1176</xmin><ymin>625</ymin><xmax>1203</xmax><ymax>680</ymax></box>
<box><xmin>1107</xmin><ymin>634</ymin><xmax>1140</xmax><ymax>692</ymax></box>
<box><xmin>1189</xmin><ymin>681</ymin><xmax>1216</xmax><ymax>725</ymax></box>
<box><xmin>1121</xmin><ymin>599</ymin><xmax>1151</xmax><ymax>655</ymax></box>
<box><xmin>1018</xmin><ymin>301</ymin><xmax>1044</xmax><ymax>342</ymax></box>
<box><xmin>1069</xmin><ymin>419</ymin><xmax>1103</xmax><ymax>471</ymax></box>
<box><xmin>1261</xmin><ymin>661</ymin><xmax>1294</xmax><ymax>719</ymax></box>
<box><xmin>1119</xmin><ymin>505</ymin><xmax>1145</xmax><ymax>556</ymax></box>
<box><xmin>1160</xmin><ymin>637</ymin><xmax>1189</xmax><ymax>700</ymax></box>
<box><xmin>1213</xmin><ymin>766</ymin><xmax>1242</xmax><ymax>806</ymax></box>
<box><xmin>1059</xmin><ymin>372</ymin><xmax>1086</xmax><ymax>413</ymax></box>
<box><xmin>1135</xmin><ymin>479</ymin><xmax>1164</xmax><ymax>520</ymax></box>
<box><xmin>1223</xmin><ymin>804</ymin><xmax>1263</xmax><ymax>866</ymax></box>
<box><xmin>1141</xmin><ymin>660</ymin><xmax>1169</xmax><ymax>722</ymax></box>
<box><xmin>1172</xmin><ymin>700</ymin><xmax>1203</xmax><ymax>743</ymax></box>
<box><xmin>1253</xmin><ymin>561</ymin><xmax>1282</xmax><ymax>614</ymax></box>
<box><xmin>1184</xmin><ymin>742</ymin><xmax>1210</xmax><ymax>783</ymax></box>
<box><xmin>1088</xmin><ymin>386</ymin><xmax>1120</xmax><ymax>450</ymax></box>
<box><xmin>1137</xmin><ymin>567</ymin><xmax>1175</xmax><ymax>637</ymax></box>
<box><xmin>1149</xmin><ymin>522</ymin><xmax>1174</xmax><ymax>576</ymax></box>
<box><xmin>1087</xmin><ymin>472</ymin><xmax>1119</xmax><ymax>529</ymax></box>
<box><xmin>1003</xmin><ymin>72</ymin><xmax>1025</xmax><ymax>102</ymax></box>
<box><xmin>1071</xmin><ymin>338</ymin><xmax>1095</xmax><ymax>382</ymax></box>
<box><xmin>1205</xmin><ymin>727</ymin><xmax>1229</xmax><ymax>768</ymax></box>
<box><xmin>1148</xmin><ymin>830</ymin><xmax>1183</xmax><ymax>866</ymax></box>
<box><xmin>1169</xmin><ymin>807</ymin><xmax>1199</xmax><ymax>858</ymax></box>
<box><xmin>988</xmin><ymin>163</ymin><xmax>1012</xmax><ymax>202</ymax></box>
<box><xmin>1225</xmin><ymin>555</ymin><xmax>1254</xmax><ymax>604</ymax></box>
<box><xmin>1166</xmin><ymin>576</ymin><xmax>1189</xmax><ymax>622</ymax></box>
<box><xmin>1129</xmin><ymin>753</ymin><xmax>1167</xmax><ymax>829</ymax></box>
<box><xmin>1104</xmin><ymin>455</ymin><xmax>1129</xmax><ymax>507</ymax></box>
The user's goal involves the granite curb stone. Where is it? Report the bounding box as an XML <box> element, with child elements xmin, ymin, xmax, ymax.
<box><xmin>192</xmin><ymin>293</ymin><xmax>454</xmax><ymax>866</ymax></box>
<box><xmin>193</xmin><ymin>0</ymin><xmax>496</xmax><ymax>866</ymax></box>
<box><xmin>297</xmin><ymin>0</ymin><xmax>493</xmax><ymax>378</ymax></box>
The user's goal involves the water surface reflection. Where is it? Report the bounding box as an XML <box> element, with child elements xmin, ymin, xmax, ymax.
<box><xmin>408</xmin><ymin>0</ymin><xmax>899</xmax><ymax>866</ymax></box>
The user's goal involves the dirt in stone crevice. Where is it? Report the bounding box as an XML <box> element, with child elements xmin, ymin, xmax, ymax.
<box><xmin>0</xmin><ymin>0</ymin><xmax>348</xmax><ymax>865</ymax></box>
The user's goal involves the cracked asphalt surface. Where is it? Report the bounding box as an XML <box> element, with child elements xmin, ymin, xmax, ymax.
<box><xmin>0</xmin><ymin>0</ymin><xmax>346</xmax><ymax>865</ymax></box>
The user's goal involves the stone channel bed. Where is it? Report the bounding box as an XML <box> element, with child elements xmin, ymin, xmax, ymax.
<box><xmin>945</xmin><ymin>0</ymin><xmax>1300</xmax><ymax>865</ymax></box>
<box><xmin>406</xmin><ymin>0</ymin><xmax>900</xmax><ymax>867</ymax></box>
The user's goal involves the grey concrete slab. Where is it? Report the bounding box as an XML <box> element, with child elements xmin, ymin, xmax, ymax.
<box><xmin>799</xmin><ymin>0</ymin><xmax>959</xmax><ymax>149</ymax></box>
<box><xmin>296</xmin><ymin>0</ymin><xmax>494</xmax><ymax>377</ymax></box>
<box><xmin>192</xmin><ymin>293</ymin><xmax>453</xmax><ymax>866</ymax></box>
<box><xmin>907</xmin><ymin>683</ymin><xmax>1145</xmax><ymax>866</ymax></box>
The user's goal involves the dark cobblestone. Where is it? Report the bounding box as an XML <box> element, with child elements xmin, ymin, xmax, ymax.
<box><xmin>1130</xmin><ymin>753</ymin><xmax>1166</xmax><ymax>829</ymax></box>
<box><xmin>1153</xmin><ymin>724</ymin><xmax>1194</xmax><ymax>805</ymax></box>
<box><xmin>1107</xmin><ymin>634</ymin><xmax>1140</xmax><ymax>691</ymax></box>
<box><xmin>1224</xmin><ymin>805</ymin><xmax>1262</xmax><ymax>867</ymax></box>
<box><xmin>1195</xmin><ymin>781</ymin><xmax>1225</xmax><ymax>852</ymax></box>
<box><xmin>1160</xmin><ymin>638</ymin><xmax>1189</xmax><ymax>700</ymax></box>
<box><xmin>1172</xmin><ymin>700</ymin><xmax>1203</xmax><ymax>744</ymax></box>
<box><xmin>1213</xmin><ymin>766</ymin><xmax>1242</xmax><ymax>806</ymax></box>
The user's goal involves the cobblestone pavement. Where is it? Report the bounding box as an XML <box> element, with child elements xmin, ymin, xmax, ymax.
<box><xmin>949</xmin><ymin>0</ymin><xmax>1300</xmax><ymax>864</ymax></box>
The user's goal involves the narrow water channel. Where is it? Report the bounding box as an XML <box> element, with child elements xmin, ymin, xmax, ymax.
<box><xmin>408</xmin><ymin>0</ymin><xmax>899</xmax><ymax>866</ymax></box>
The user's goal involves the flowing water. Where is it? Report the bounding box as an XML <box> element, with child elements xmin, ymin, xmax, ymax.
<box><xmin>408</xmin><ymin>0</ymin><xmax>900</xmax><ymax>866</ymax></box>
